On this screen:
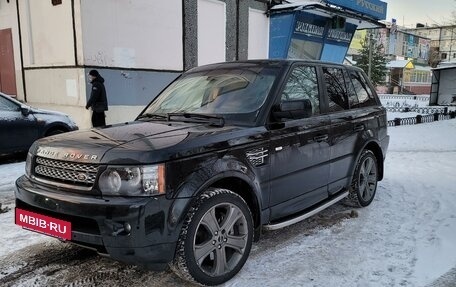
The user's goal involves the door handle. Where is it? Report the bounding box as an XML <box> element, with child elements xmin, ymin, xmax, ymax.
<box><xmin>313</xmin><ymin>134</ymin><xmax>328</xmax><ymax>142</ymax></box>
<box><xmin>354</xmin><ymin>124</ymin><xmax>365</xmax><ymax>132</ymax></box>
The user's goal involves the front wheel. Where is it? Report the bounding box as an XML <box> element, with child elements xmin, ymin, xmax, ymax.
<box><xmin>172</xmin><ymin>188</ymin><xmax>253</xmax><ymax>286</ymax></box>
<box><xmin>346</xmin><ymin>150</ymin><xmax>378</xmax><ymax>207</ymax></box>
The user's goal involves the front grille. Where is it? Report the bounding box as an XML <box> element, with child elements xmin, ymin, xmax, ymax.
<box><xmin>33</xmin><ymin>157</ymin><xmax>99</xmax><ymax>188</ymax></box>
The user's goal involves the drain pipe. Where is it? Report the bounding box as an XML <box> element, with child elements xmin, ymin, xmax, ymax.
<box><xmin>15</xmin><ymin>0</ymin><xmax>27</xmax><ymax>102</ymax></box>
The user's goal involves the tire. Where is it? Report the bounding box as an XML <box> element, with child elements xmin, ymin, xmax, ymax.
<box><xmin>172</xmin><ymin>188</ymin><xmax>253</xmax><ymax>286</ymax></box>
<box><xmin>346</xmin><ymin>150</ymin><xmax>378</xmax><ymax>207</ymax></box>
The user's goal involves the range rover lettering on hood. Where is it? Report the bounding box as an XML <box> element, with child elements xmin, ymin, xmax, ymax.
<box><xmin>36</xmin><ymin>147</ymin><xmax>99</xmax><ymax>161</ymax></box>
<box><xmin>63</xmin><ymin>153</ymin><xmax>98</xmax><ymax>160</ymax></box>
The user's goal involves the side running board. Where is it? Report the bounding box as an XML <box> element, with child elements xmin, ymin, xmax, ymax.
<box><xmin>263</xmin><ymin>191</ymin><xmax>349</xmax><ymax>231</ymax></box>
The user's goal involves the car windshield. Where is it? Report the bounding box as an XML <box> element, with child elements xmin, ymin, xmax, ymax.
<box><xmin>141</xmin><ymin>65</ymin><xmax>280</xmax><ymax>125</ymax></box>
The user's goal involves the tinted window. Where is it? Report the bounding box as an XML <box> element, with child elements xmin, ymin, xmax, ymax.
<box><xmin>323</xmin><ymin>67</ymin><xmax>349</xmax><ymax>112</ymax></box>
<box><xmin>281</xmin><ymin>65</ymin><xmax>320</xmax><ymax>116</ymax></box>
<box><xmin>348</xmin><ymin>70</ymin><xmax>377</xmax><ymax>108</ymax></box>
<box><xmin>0</xmin><ymin>95</ymin><xmax>19</xmax><ymax>111</ymax></box>
<box><xmin>344</xmin><ymin>70</ymin><xmax>359</xmax><ymax>108</ymax></box>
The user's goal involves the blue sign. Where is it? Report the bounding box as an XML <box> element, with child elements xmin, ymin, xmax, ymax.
<box><xmin>269</xmin><ymin>11</ymin><xmax>360</xmax><ymax>63</ymax></box>
<box><xmin>326</xmin><ymin>23</ymin><xmax>357</xmax><ymax>44</ymax></box>
<box><xmin>325</xmin><ymin>0</ymin><xmax>387</xmax><ymax>20</ymax></box>
<box><xmin>293</xmin><ymin>13</ymin><xmax>327</xmax><ymax>41</ymax></box>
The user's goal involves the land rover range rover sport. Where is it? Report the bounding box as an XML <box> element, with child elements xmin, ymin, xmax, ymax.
<box><xmin>15</xmin><ymin>60</ymin><xmax>389</xmax><ymax>285</ymax></box>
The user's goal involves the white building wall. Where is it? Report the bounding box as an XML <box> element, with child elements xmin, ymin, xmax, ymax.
<box><xmin>0</xmin><ymin>1</ymin><xmax>23</xmax><ymax>99</ymax></box>
<box><xmin>73</xmin><ymin>1</ymin><xmax>85</xmax><ymax>65</ymax></box>
<box><xmin>25</xmin><ymin>69</ymin><xmax>90</xmax><ymax>128</ymax></box>
<box><xmin>19</xmin><ymin>0</ymin><xmax>75</xmax><ymax>67</ymax></box>
<box><xmin>15</xmin><ymin>0</ymin><xmax>87</xmax><ymax>126</ymax></box>
<box><xmin>197</xmin><ymin>0</ymin><xmax>226</xmax><ymax>66</ymax></box>
<box><xmin>437</xmin><ymin>69</ymin><xmax>456</xmax><ymax>105</ymax></box>
<box><xmin>248</xmin><ymin>8</ymin><xmax>269</xmax><ymax>59</ymax></box>
<box><xmin>5</xmin><ymin>0</ymin><xmax>269</xmax><ymax>129</ymax></box>
<box><xmin>80</xmin><ymin>0</ymin><xmax>183</xmax><ymax>70</ymax></box>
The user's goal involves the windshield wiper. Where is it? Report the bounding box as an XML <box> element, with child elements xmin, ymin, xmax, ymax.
<box><xmin>137</xmin><ymin>113</ymin><xmax>168</xmax><ymax>120</ymax></box>
<box><xmin>167</xmin><ymin>113</ymin><xmax>225</xmax><ymax>127</ymax></box>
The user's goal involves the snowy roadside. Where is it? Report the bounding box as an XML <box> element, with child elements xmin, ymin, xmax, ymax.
<box><xmin>233</xmin><ymin>120</ymin><xmax>456</xmax><ymax>286</ymax></box>
<box><xmin>0</xmin><ymin>162</ymin><xmax>24</xmax><ymax>206</ymax></box>
<box><xmin>0</xmin><ymin>119</ymin><xmax>456</xmax><ymax>286</ymax></box>
<box><xmin>0</xmin><ymin>162</ymin><xmax>50</xmax><ymax>256</ymax></box>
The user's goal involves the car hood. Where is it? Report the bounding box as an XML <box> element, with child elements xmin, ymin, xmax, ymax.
<box><xmin>29</xmin><ymin>106</ymin><xmax>77</xmax><ymax>129</ymax></box>
<box><xmin>31</xmin><ymin>120</ymin><xmax>267</xmax><ymax>164</ymax></box>
<box><xmin>31</xmin><ymin>107</ymin><xmax>68</xmax><ymax>117</ymax></box>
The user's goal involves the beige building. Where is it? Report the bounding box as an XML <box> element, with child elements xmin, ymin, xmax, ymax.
<box><xmin>405</xmin><ymin>25</ymin><xmax>456</xmax><ymax>66</ymax></box>
<box><xmin>348</xmin><ymin>26</ymin><xmax>432</xmax><ymax>94</ymax></box>
<box><xmin>0</xmin><ymin>0</ymin><xmax>269</xmax><ymax>129</ymax></box>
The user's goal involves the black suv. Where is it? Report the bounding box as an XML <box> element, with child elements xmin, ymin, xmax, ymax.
<box><xmin>15</xmin><ymin>60</ymin><xmax>389</xmax><ymax>285</ymax></box>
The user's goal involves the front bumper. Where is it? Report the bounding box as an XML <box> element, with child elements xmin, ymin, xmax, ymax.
<box><xmin>15</xmin><ymin>175</ymin><xmax>190</xmax><ymax>270</ymax></box>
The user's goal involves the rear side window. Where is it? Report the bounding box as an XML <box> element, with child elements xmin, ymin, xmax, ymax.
<box><xmin>348</xmin><ymin>70</ymin><xmax>377</xmax><ymax>108</ymax></box>
<box><xmin>323</xmin><ymin>67</ymin><xmax>349</xmax><ymax>112</ymax></box>
<box><xmin>280</xmin><ymin>65</ymin><xmax>320</xmax><ymax>116</ymax></box>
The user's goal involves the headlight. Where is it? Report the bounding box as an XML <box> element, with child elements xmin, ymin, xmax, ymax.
<box><xmin>25</xmin><ymin>152</ymin><xmax>33</xmax><ymax>178</ymax></box>
<box><xmin>98</xmin><ymin>165</ymin><xmax>165</xmax><ymax>196</ymax></box>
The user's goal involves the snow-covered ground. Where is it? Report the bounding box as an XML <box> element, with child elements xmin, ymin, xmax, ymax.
<box><xmin>1</xmin><ymin>117</ymin><xmax>456</xmax><ymax>286</ymax></box>
<box><xmin>0</xmin><ymin>162</ymin><xmax>49</xmax><ymax>256</ymax></box>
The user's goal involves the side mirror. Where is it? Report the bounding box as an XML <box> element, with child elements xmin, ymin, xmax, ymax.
<box><xmin>273</xmin><ymin>99</ymin><xmax>312</xmax><ymax>120</ymax></box>
<box><xmin>20</xmin><ymin>105</ymin><xmax>31</xmax><ymax>116</ymax></box>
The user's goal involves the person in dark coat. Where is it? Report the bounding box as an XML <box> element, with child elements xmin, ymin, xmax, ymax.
<box><xmin>85</xmin><ymin>70</ymin><xmax>108</xmax><ymax>127</ymax></box>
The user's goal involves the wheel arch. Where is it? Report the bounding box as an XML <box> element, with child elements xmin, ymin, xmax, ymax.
<box><xmin>42</xmin><ymin>123</ymin><xmax>70</xmax><ymax>137</ymax></box>
<box><xmin>173</xmin><ymin>168</ymin><xmax>263</xmax><ymax>242</ymax></box>
<box><xmin>355</xmin><ymin>141</ymin><xmax>384</xmax><ymax>181</ymax></box>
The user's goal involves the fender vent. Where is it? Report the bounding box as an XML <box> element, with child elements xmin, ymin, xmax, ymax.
<box><xmin>246</xmin><ymin>147</ymin><xmax>268</xmax><ymax>167</ymax></box>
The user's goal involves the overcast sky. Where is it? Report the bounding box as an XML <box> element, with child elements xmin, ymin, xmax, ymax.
<box><xmin>385</xmin><ymin>0</ymin><xmax>455</xmax><ymax>27</ymax></box>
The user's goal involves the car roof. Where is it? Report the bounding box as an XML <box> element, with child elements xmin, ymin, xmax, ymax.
<box><xmin>188</xmin><ymin>59</ymin><xmax>363</xmax><ymax>73</ymax></box>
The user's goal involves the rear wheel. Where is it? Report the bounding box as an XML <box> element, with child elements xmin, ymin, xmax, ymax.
<box><xmin>346</xmin><ymin>150</ymin><xmax>378</xmax><ymax>207</ymax></box>
<box><xmin>172</xmin><ymin>188</ymin><xmax>253</xmax><ymax>286</ymax></box>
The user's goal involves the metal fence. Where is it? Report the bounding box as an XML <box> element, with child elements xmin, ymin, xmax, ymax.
<box><xmin>385</xmin><ymin>107</ymin><xmax>447</xmax><ymax>114</ymax></box>
<box><xmin>379</xmin><ymin>94</ymin><xmax>430</xmax><ymax>102</ymax></box>
<box><xmin>388</xmin><ymin>112</ymin><xmax>456</xmax><ymax>127</ymax></box>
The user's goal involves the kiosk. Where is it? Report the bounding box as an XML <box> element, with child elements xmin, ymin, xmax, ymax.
<box><xmin>269</xmin><ymin>0</ymin><xmax>387</xmax><ymax>63</ymax></box>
